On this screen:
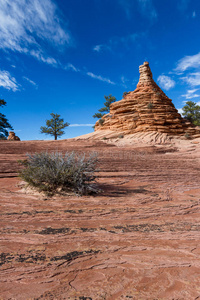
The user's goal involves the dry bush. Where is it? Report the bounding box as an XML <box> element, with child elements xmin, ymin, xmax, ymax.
<box><xmin>19</xmin><ymin>151</ymin><xmax>98</xmax><ymax>196</ymax></box>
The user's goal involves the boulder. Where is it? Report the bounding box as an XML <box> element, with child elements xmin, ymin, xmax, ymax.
<box><xmin>7</xmin><ymin>131</ymin><xmax>20</xmax><ymax>141</ymax></box>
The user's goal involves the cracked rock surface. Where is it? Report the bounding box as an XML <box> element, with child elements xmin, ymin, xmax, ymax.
<box><xmin>0</xmin><ymin>139</ymin><xmax>200</xmax><ymax>299</ymax></box>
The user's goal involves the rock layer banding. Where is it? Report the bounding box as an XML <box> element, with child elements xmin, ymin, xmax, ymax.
<box><xmin>95</xmin><ymin>62</ymin><xmax>200</xmax><ymax>137</ymax></box>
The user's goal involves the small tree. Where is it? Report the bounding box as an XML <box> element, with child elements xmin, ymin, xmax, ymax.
<box><xmin>93</xmin><ymin>94</ymin><xmax>116</xmax><ymax>119</ymax></box>
<box><xmin>40</xmin><ymin>113</ymin><xmax>69</xmax><ymax>140</ymax></box>
<box><xmin>182</xmin><ymin>101</ymin><xmax>200</xmax><ymax>126</ymax></box>
<box><xmin>0</xmin><ymin>99</ymin><xmax>13</xmax><ymax>139</ymax></box>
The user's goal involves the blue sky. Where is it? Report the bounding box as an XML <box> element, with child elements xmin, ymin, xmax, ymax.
<box><xmin>1</xmin><ymin>0</ymin><xmax>200</xmax><ymax>140</ymax></box>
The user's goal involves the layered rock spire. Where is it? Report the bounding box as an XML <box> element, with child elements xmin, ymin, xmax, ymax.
<box><xmin>94</xmin><ymin>62</ymin><xmax>200</xmax><ymax>137</ymax></box>
<box><xmin>138</xmin><ymin>61</ymin><xmax>153</xmax><ymax>85</ymax></box>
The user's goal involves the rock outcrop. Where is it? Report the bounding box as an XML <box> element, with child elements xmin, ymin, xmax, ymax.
<box><xmin>95</xmin><ymin>62</ymin><xmax>200</xmax><ymax>137</ymax></box>
<box><xmin>7</xmin><ymin>131</ymin><xmax>20</xmax><ymax>141</ymax></box>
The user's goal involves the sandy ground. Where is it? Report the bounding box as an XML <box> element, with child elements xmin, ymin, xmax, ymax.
<box><xmin>0</xmin><ymin>137</ymin><xmax>200</xmax><ymax>299</ymax></box>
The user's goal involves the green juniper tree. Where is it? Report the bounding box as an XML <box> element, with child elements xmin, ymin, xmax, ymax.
<box><xmin>93</xmin><ymin>95</ymin><xmax>116</xmax><ymax>128</ymax></box>
<box><xmin>40</xmin><ymin>113</ymin><xmax>70</xmax><ymax>140</ymax></box>
<box><xmin>182</xmin><ymin>101</ymin><xmax>200</xmax><ymax>126</ymax></box>
<box><xmin>93</xmin><ymin>94</ymin><xmax>116</xmax><ymax>119</ymax></box>
<box><xmin>0</xmin><ymin>99</ymin><xmax>13</xmax><ymax>139</ymax></box>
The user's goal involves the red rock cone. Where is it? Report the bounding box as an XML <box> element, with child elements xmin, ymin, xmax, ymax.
<box><xmin>95</xmin><ymin>62</ymin><xmax>200</xmax><ymax>137</ymax></box>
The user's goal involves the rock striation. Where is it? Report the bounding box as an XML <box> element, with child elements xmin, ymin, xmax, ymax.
<box><xmin>95</xmin><ymin>62</ymin><xmax>200</xmax><ymax>137</ymax></box>
<box><xmin>7</xmin><ymin>131</ymin><xmax>20</xmax><ymax>141</ymax></box>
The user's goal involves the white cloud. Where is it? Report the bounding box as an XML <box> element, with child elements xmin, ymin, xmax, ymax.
<box><xmin>69</xmin><ymin>124</ymin><xmax>95</xmax><ymax>127</ymax></box>
<box><xmin>0</xmin><ymin>70</ymin><xmax>19</xmax><ymax>91</ymax></box>
<box><xmin>64</xmin><ymin>63</ymin><xmax>80</xmax><ymax>72</ymax></box>
<box><xmin>23</xmin><ymin>76</ymin><xmax>37</xmax><ymax>87</ymax></box>
<box><xmin>0</xmin><ymin>0</ymin><xmax>71</xmax><ymax>65</ymax></box>
<box><xmin>181</xmin><ymin>72</ymin><xmax>200</xmax><ymax>86</ymax></box>
<box><xmin>87</xmin><ymin>72</ymin><xmax>115</xmax><ymax>85</ymax></box>
<box><xmin>178</xmin><ymin>108</ymin><xmax>183</xmax><ymax>115</ymax></box>
<box><xmin>30</xmin><ymin>50</ymin><xmax>58</xmax><ymax>66</ymax></box>
<box><xmin>157</xmin><ymin>75</ymin><xmax>175</xmax><ymax>90</ymax></box>
<box><xmin>93</xmin><ymin>45</ymin><xmax>102</xmax><ymax>52</ymax></box>
<box><xmin>181</xmin><ymin>89</ymin><xmax>200</xmax><ymax>99</ymax></box>
<box><xmin>175</xmin><ymin>52</ymin><xmax>200</xmax><ymax>72</ymax></box>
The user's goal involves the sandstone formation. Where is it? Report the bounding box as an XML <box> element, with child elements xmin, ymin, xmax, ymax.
<box><xmin>95</xmin><ymin>62</ymin><xmax>200</xmax><ymax>137</ymax></box>
<box><xmin>7</xmin><ymin>131</ymin><xmax>20</xmax><ymax>141</ymax></box>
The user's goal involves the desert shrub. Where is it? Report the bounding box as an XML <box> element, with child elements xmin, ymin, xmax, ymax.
<box><xmin>184</xmin><ymin>132</ymin><xmax>191</xmax><ymax>139</ymax></box>
<box><xmin>123</xmin><ymin>91</ymin><xmax>130</xmax><ymax>98</ymax></box>
<box><xmin>99</xmin><ymin>118</ymin><xmax>105</xmax><ymax>126</ymax></box>
<box><xmin>102</xmin><ymin>137</ymin><xmax>107</xmax><ymax>140</ymax></box>
<box><xmin>147</xmin><ymin>102</ymin><xmax>153</xmax><ymax>109</ymax></box>
<box><xmin>18</xmin><ymin>151</ymin><xmax>98</xmax><ymax>196</ymax></box>
<box><xmin>118</xmin><ymin>134</ymin><xmax>124</xmax><ymax>139</ymax></box>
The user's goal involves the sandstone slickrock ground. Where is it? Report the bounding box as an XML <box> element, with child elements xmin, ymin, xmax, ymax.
<box><xmin>95</xmin><ymin>62</ymin><xmax>200</xmax><ymax>137</ymax></box>
<box><xmin>0</xmin><ymin>139</ymin><xmax>200</xmax><ymax>299</ymax></box>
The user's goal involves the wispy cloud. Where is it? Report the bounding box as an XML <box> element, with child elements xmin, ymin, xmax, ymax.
<box><xmin>192</xmin><ymin>11</ymin><xmax>196</xmax><ymax>18</ymax></box>
<box><xmin>181</xmin><ymin>72</ymin><xmax>200</xmax><ymax>87</ymax></box>
<box><xmin>30</xmin><ymin>50</ymin><xmax>58</xmax><ymax>66</ymax></box>
<box><xmin>157</xmin><ymin>75</ymin><xmax>175</xmax><ymax>90</ymax></box>
<box><xmin>120</xmin><ymin>75</ymin><xmax>130</xmax><ymax>88</ymax></box>
<box><xmin>23</xmin><ymin>76</ymin><xmax>37</xmax><ymax>87</ymax></box>
<box><xmin>64</xmin><ymin>63</ymin><xmax>80</xmax><ymax>72</ymax></box>
<box><xmin>0</xmin><ymin>0</ymin><xmax>72</xmax><ymax>65</ymax></box>
<box><xmin>137</xmin><ymin>0</ymin><xmax>157</xmax><ymax>19</ymax></box>
<box><xmin>93</xmin><ymin>33</ymin><xmax>139</xmax><ymax>53</ymax></box>
<box><xmin>0</xmin><ymin>70</ymin><xmax>19</xmax><ymax>91</ymax></box>
<box><xmin>87</xmin><ymin>72</ymin><xmax>115</xmax><ymax>85</ymax></box>
<box><xmin>69</xmin><ymin>124</ymin><xmax>95</xmax><ymax>127</ymax></box>
<box><xmin>181</xmin><ymin>89</ymin><xmax>200</xmax><ymax>99</ymax></box>
<box><xmin>118</xmin><ymin>0</ymin><xmax>157</xmax><ymax>20</ymax></box>
<box><xmin>118</xmin><ymin>0</ymin><xmax>132</xmax><ymax>19</ymax></box>
<box><xmin>93</xmin><ymin>45</ymin><xmax>103</xmax><ymax>52</ymax></box>
<box><xmin>175</xmin><ymin>52</ymin><xmax>200</xmax><ymax>72</ymax></box>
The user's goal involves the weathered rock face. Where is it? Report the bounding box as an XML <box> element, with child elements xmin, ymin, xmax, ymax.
<box><xmin>95</xmin><ymin>62</ymin><xmax>200</xmax><ymax>136</ymax></box>
<box><xmin>7</xmin><ymin>131</ymin><xmax>20</xmax><ymax>141</ymax></box>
